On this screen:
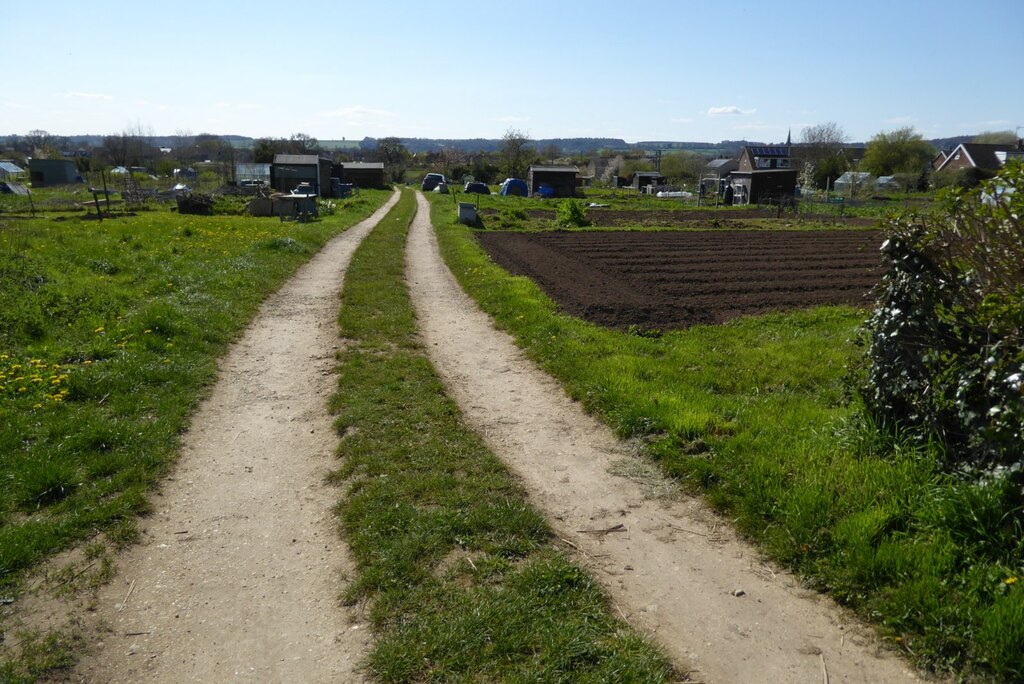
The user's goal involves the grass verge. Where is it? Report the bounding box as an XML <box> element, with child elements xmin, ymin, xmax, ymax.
<box><xmin>428</xmin><ymin>194</ymin><xmax>1024</xmax><ymax>681</ymax></box>
<box><xmin>329</xmin><ymin>189</ymin><xmax>676</xmax><ymax>682</ymax></box>
<box><xmin>0</xmin><ymin>192</ymin><xmax>389</xmax><ymax>677</ymax></box>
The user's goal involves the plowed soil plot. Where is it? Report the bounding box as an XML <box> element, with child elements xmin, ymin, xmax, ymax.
<box><xmin>476</xmin><ymin>229</ymin><xmax>883</xmax><ymax>329</ymax></box>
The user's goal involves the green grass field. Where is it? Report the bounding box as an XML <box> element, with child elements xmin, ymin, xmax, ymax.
<box><xmin>429</xmin><ymin>193</ymin><xmax>1024</xmax><ymax>681</ymax></box>
<box><xmin>0</xmin><ymin>191</ymin><xmax>390</xmax><ymax>595</ymax></box>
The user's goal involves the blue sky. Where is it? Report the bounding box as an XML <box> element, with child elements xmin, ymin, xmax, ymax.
<box><xmin>3</xmin><ymin>0</ymin><xmax>1020</xmax><ymax>144</ymax></box>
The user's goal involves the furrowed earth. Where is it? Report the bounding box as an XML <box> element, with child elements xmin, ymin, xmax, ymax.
<box><xmin>475</xmin><ymin>228</ymin><xmax>884</xmax><ymax>329</ymax></box>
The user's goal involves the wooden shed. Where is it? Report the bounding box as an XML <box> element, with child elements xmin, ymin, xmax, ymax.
<box><xmin>28</xmin><ymin>159</ymin><xmax>80</xmax><ymax>187</ymax></box>
<box><xmin>527</xmin><ymin>165</ymin><xmax>580</xmax><ymax>198</ymax></box>
<box><xmin>631</xmin><ymin>171</ymin><xmax>667</xmax><ymax>191</ymax></box>
<box><xmin>333</xmin><ymin>162</ymin><xmax>387</xmax><ymax>189</ymax></box>
<box><xmin>728</xmin><ymin>169</ymin><xmax>798</xmax><ymax>205</ymax></box>
<box><xmin>270</xmin><ymin>154</ymin><xmax>333</xmax><ymax>195</ymax></box>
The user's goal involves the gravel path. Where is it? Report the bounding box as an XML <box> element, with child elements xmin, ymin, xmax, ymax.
<box><xmin>64</xmin><ymin>191</ymin><xmax>400</xmax><ymax>683</ymax></box>
<box><xmin>405</xmin><ymin>191</ymin><xmax>924</xmax><ymax>684</ymax></box>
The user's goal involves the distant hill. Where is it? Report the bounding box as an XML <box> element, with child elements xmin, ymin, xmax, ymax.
<box><xmin>2</xmin><ymin>133</ymin><xmax>994</xmax><ymax>157</ymax></box>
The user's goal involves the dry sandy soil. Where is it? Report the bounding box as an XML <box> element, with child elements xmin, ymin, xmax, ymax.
<box><xmin>32</xmin><ymin>192</ymin><xmax>400</xmax><ymax>683</ymax></box>
<box><xmin>407</xmin><ymin>192</ymin><xmax>925</xmax><ymax>684</ymax></box>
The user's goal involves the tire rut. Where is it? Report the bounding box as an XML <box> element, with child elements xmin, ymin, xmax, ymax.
<box><xmin>405</xmin><ymin>191</ymin><xmax>924</xmax><ymax>684</ymax></box>
<box><xmin>61</xmin><ymin>191</ymin><xmax>400</xmax><ymax>683</ymax></box>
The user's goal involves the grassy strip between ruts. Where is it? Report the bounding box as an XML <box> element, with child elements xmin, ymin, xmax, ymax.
<box><xmin>0</xmin><ymin>191</ymin><xmax>389</xmax><ymax>681</ymax></box>
<box><xmin>329</xmin><ymin>189</ymin><xmax>676</xmax><ymax>682</ymax></box>
<box><xmin>427</xmin><ymin>193</ymin><xmax>1024</xmax><ymax>681</ymax></box>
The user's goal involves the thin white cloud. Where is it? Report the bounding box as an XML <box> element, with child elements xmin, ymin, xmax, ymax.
<box><xmin>65</xmin><ymin>91</ymin><xmax>113</xmax><ymax>100</ymax></box>
<box><xmin>671</xmin><ymin>117</ymin><xmax>693</xmax><ymax>124</ymax></box>
<box><xmin>708</xmin><ymin>106</ymin><xmax>756</xmax><ymax>116</ymax></box>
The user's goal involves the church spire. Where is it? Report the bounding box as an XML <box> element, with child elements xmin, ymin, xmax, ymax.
<box><xmin>786</xmin><ymin>128</ymin><xmax>792</xmax><ymax>146</ymax></box>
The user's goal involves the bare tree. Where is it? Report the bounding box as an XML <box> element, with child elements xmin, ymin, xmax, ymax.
<box><xmin>799</xmin><ymin>122</ymin><xmax>851</xmax><ymax>189</ymax></box>
<box><xmin>290</xmin><ymin>133</ymin><xmax>320</xmax><ymax>154</ymax></box>
<box><xmin>25</xmin><ymin>129</ymin><xmax>52</xmax><ymax>152</ymax></box>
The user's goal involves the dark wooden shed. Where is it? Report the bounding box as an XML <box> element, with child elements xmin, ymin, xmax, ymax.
<box><xmin>28</xmin><ymin>159</ymin><xmax>80</xmax><ymax>187</ymax></box>
<box><xmin>270</xmin><ymin>154</ymin><xmax>333</xmax><ymax>195</ymax></box>
<box><xmin>728</xmin><ymin>169</ymin><xmax>798</xmax><ymax>205</ymax></box>
<box><xmin>631</xmin><ymin>171</ymin><xmax>667</xmax><ymax>191</ymax></box>
<box><xmin>527</xmin><ymin>165</ymin><xmax>580</xmax><ymax>198</ymax></box>
<box><xmin>333</xmin><ymin>162</ymin><xmax>387</xmax><ymax>189</ymax></box>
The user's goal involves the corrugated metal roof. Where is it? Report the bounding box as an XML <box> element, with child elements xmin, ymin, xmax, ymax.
<box><xmin>341</xmin><ymin>162</ymin><xmax>384</xmax><ymax>169</ymax></box>
<box><xmin>529</xmin><ymin>165</ymin><xmax>579</xmax><ymax>173</ymax></box>
<box><xmin>0</xmin><ymin>161</ymin><xmax>25</xmax><ymax>174</ymax></box>
<box><xmin>273</xmin><ymin>154</ymin><xmax>321</xmax><ymax>165</ymax></box>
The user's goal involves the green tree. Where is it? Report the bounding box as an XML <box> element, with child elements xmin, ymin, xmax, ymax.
<box><xmin>253</xmin><ymin>138</ymin><xmax>280</xmax><ymax>164</ymax></box>
<box><xmin>374</xmin><ymin>137</ymin><xmax>410</xmax><ymax>182</ymax></box>
<box><xmin>862</xmin><ymin>126</ymin><xmax>935</xmax><ymax>177</ymax></box>
<box><xmin>972</xmin><ymin>130</ymin><xmax>1017</xmax><ymax>144</ymax></box>
<box><xmin>499</xmin><ymin>128</ymin><xmax>533</xmax><ymax>180</ymax></box>
<box><xmin>659</xmin><ymin>150</ymin><xmax>706</xmax><ymax>183</ymax></box>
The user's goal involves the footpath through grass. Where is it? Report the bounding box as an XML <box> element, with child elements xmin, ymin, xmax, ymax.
<box><xmin>0</xmin><ymin>192</ymin><xmax>389</xmax><ymax>680</ymax></box>
<box><xmin>329</xmin><ymin>190</ymin><xmax>675</xmax><ymax>682</ymax></box>
<box><xmin>429</xmin><ymin>194</ymin><xmax>1024</xmax><ymax>681</ymax></box>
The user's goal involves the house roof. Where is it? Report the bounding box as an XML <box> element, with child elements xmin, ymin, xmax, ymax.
<box><xmin>707</xmin><ymin>159</ymin><xmax>737</xmax><ymax>169</ymax></box>
<box><xmin>273</xmin><ymin>154</ymin><xmax>323</xmax><ymax>165</ymax></box>
<box><xmin>743</xmin><ymin>145</ymin><xmax>790</xmax><ymax>157</ymax></box>
<box><xmin>936</xmin><ymin>143</ymin><xmax>1018</xmax><ymax>173</ymax></box>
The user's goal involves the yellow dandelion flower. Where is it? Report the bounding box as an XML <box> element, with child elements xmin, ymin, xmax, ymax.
<box><xmin>95</xmin><ymin>326</ymin><xmax>105</xmax><ymax>333</ymax></box>
<box><xmin>1007</xmin><ymin>577</ymin><xmax>1019</xmax><ymax>585</ymax></box>
<box><xmin>33</xmin><ymin>403</ymin><xmax>42</xmax><ymax>409</ymax></box>
<box><xmin>18</xmin><ymin>387</ymin><xmax>27</xmax><ymax>393</ymax></box>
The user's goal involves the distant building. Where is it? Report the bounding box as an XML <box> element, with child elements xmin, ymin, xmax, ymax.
<box><xmin>705</xmin><ymin>158</ymin><xmax>738</xmax><ymax>178</ymax></box>
<box><xmin>728</xmin><ymin>145</ymin><xmax>798</xmax><ymax>205</ymax></box>
<box><xmin>631</xmin><ymin>171</ymin><xmax>667</xmax><ymax>191</ymax></box>
<box><xmin>527</xmin><ymin>165</ymin><xmax>580</xmax><ymax>198</ymax></box>
<box><xmin>0</xmin><ymin>160</ymin><xmax>26</xmax><ymax>181</ymax></box>
<box><xmin>270</xmin><ymin>154</ymin><xmax>333</xmax><ymax>195</ymax></box>
<box><xmin>333</xmin><ymin>161</ymin><xmax>386</xmax><ymax>189</ymax></box>
<box><xmin>28</xmin><ymin>158</ymin><xmax>80</xmax><ymax>187</ymax></box>
<box><xmin>934</xmin><ymin>141</ymin><xmax>1024</xmax><ymax>174</ymax></box>
<box><xmin>235</xmin><ymin>163</ymin><xmax>270</xmax><ymax>185</ymax></box>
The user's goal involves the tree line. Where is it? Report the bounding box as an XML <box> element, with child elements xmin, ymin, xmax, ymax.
<box><xmin>4</xmin><ymin>124</ymin><xmax>1018</xmax><ymax>190</ymax></box>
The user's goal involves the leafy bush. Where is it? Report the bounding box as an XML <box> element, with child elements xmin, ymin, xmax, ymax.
<box><xmin>555</xmin><ymin>199</ymin><xmax>590</xmax><ymax>228</ymax></box>
<box><xmin>862</xmin><ymin>161</ymin><xmax>1023</xmax><ymax>475</ymax></box>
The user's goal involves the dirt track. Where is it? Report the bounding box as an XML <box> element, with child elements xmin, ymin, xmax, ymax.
<box><xmin>57</xmin><ymin>191</ymin><xmax>400</xmax><ymax>683</ymax></box>
<box><xmin>407</xmin><ymin>192</ymin><xmax>922</xmax><ymax>683</ymax></box>
<box><xmin>16</xmin><ymin>189</ymin><xmax>924</xmax><ymax>683</ymax></box>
